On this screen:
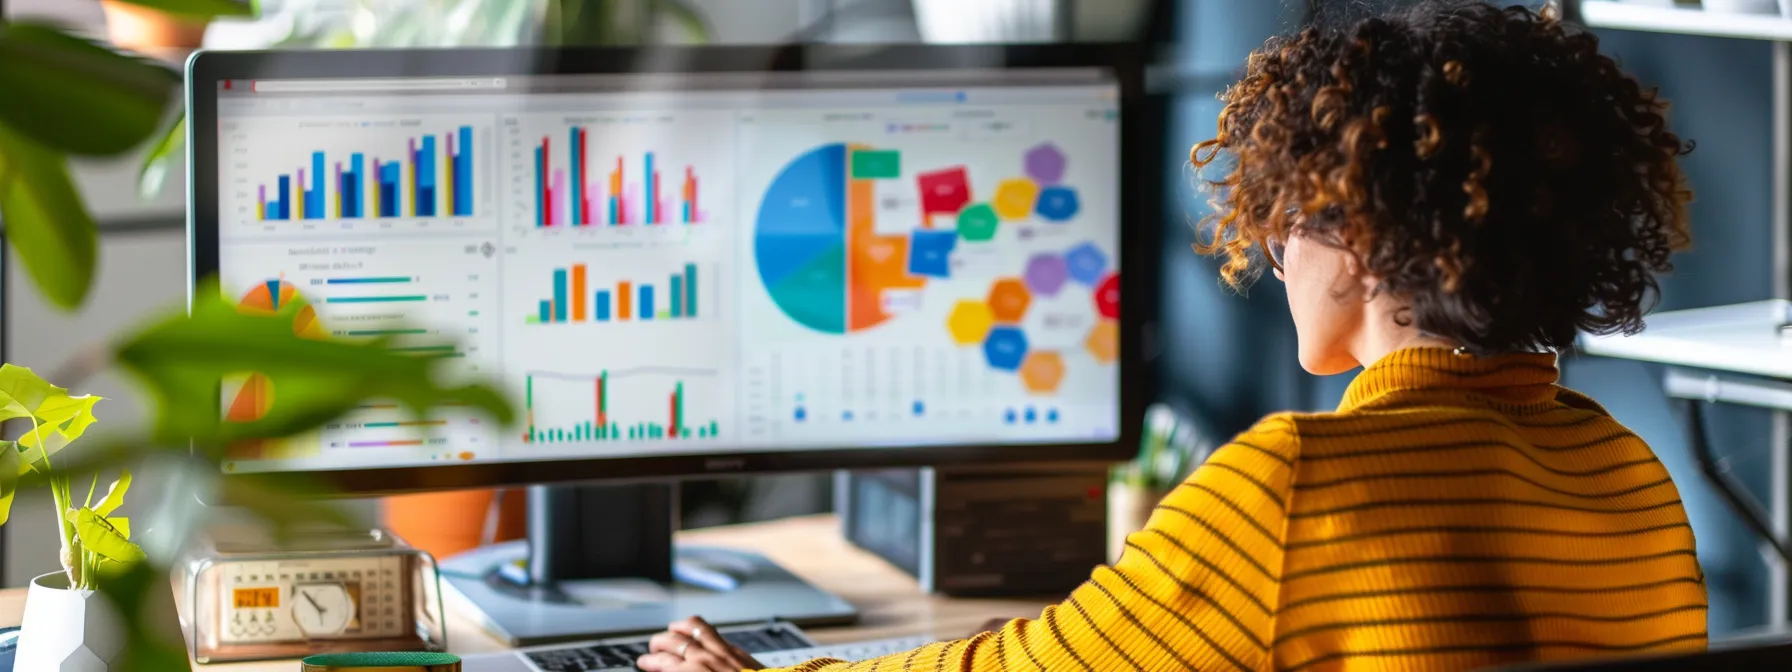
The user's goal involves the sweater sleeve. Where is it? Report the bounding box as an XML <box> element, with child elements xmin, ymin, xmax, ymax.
<box><xmin>760</xmin><ymin>416</ymin><xmax>1299</xmax><ymax>672</ymax></box>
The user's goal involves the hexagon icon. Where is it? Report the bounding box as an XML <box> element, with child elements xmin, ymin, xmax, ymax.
<box><xmin>1085</xmin><ymin>319</ymin><xmax>1119</xmax><ymax>364</ymax></box>
<box><xmin>1094</xmin><ymin>273</ymin><xmax>1120</xmax><ymax>320</ymax></box>
<box><xmin>986</xmin><ymin>277</ymin><xmax>1032</xmax><ymax>323</ymax></box>
<box><xmin>992</xmin><ymin>178</ymin><xmax>1041</xmax><ymax>220</ymax></box>
<box><xmin>1024</xmin><ymin>253</ymin><xmax>1070</xmax><ymax>297</ymax></box>
<box><xmin>983</xmin><ymin>326</ymin><xmax>1029</xmax><ymax>371</ymax></box>
<box><xmin>1019</xmin><ymin>351</ymin><xmax>1066</xmax><ymax>393</ymax></box>
<box><xmin>946</xmin><ymin>299</ymin><xmax>996</xmax><ymax>345</ymax></box>
<box><xmin>1025</xmin><ymin>143</ymin><xmax>1067</xmax><ymax>184</ymax></box>
<box><xmin>957</xmin><ymin>203</ymin><xmax>1000</xmax><ymax>242</ymax></box>
<box><xmin>1065</xmin><ymin>242</ymin><xmax>1108</xmax><ymax>286</ymax></box>
<box><xmin>1035</xmin><ymin>186</ymin><xmax>1080</xmax><ymax>222</ymax></box>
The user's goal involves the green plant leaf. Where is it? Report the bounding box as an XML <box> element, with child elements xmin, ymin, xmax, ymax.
<box><xmin>112</xmin><ymin>516</ymin><xmax>131</xmax><ymax>539</ymax></box>
<box><xmin>95</xmin><ymin>469</ymin><xmax>132</xmax><ymax>517</ymax></box>
<box><xmin>112</xmin><ymin>278</ymin><xmax>514</xmax><ymax>453</ymax></box>
<box><xmin>0</xmin><ymin>442</ymin><xmax>17</xmax><ymax>526</ymax></box>
<box><xmin>0</xmin><ymin>125</ymin><xmax>99</xmax><ymax>310</ymax></box>
<box><xmin>75</xmin><ymin>507</ymin><xmax>146</xmax><ymax>564</ymax></box>
<box><xmin>110</xmin><ymin>0</ymin><xmax>254</xmax><ymax>19</ymax></box>
<box><xmin>0</xmin><ymin>363</ymin><xmax>62</xmax><ymax>421</ymax></box>
<box><xmin>137</xmin><ymin>113</ymin><xmax>185</xmax><ymax>199</ymax></box>
<box><xmin>656</xmin><ymin>0</ymin><xmax>712</xmax><ymax>43</ymax></box>
<box><xmin>0</xmin><ymin>23</ymin><xmax>178</xmax><ymax>156</ymax></box>
<box><xmin>0</xmin><ymin>364</ymin><xmax>102</xmax><ymax>462</ymax></box>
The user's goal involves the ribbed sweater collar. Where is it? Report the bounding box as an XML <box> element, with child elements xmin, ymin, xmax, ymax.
<box><xmin>1338</xmin><ymin>346</ymin><xmax>1561</xmax><ymax>413</ymax></box>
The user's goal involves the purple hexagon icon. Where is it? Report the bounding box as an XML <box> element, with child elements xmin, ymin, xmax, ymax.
<box><xmin>1024</xmin><ymin>143</ymin><xmax>1067</xmax><ymax>185</ymax></box>
<box><xmin>1065</xmin><ymin>242</ymin><xmax>1108</xmax><ymax>287</ymax></box>
<box><xmin>1024</xmin><ymin>253</ymin><xmax>1070</xmax><ymax>297</ymax></box>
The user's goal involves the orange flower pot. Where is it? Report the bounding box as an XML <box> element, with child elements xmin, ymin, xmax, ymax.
<box><xmin>101</xmin><ymin>0</ymin><xmax>211</xmax><ymax>52</ymax></box>
<box><xmin>381</xmin><ymin>489</ymin><xmax>527</xmax><ymax>561</ymax></box>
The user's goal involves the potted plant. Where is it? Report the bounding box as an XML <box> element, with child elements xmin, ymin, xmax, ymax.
<box><xmin>101</xmin><ymin>0</ymin><xmax>253</xmax><ymax>56</ymax></box>
<box><xmin>1107</xmin><ymin>403</ymin><xmax>1210</xmax><ymax>562</ymax></box>
<box><xmin>0</xmin><ymin>365</ymin><xmax>141</xmax><ymax>671</ymax></box>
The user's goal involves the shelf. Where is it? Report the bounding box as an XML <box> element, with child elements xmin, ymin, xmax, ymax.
<box><xmin>1575</xmin><ymin>300</ymin><xmax>1792</xmax><ymax>379</ymax></box>
<box><xmin>1580</xmin><ymin>1</ymin><xmax>1792</xmax><ymax>41</ymax></box>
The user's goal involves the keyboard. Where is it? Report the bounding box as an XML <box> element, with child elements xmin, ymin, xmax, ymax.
<box><xmin>751</xmin><ymin>635</ymin><xmax>937</xmax><ymax>668</ymax></box>
<box><xmin>516</xmin><ymin>622</ymin><xmax>814</xmax><ymax>671</ymax></box>
<box><xmin>463</xmin><ymin>622</ymin><xmax>936</xmax><ymax>672</ymax></box>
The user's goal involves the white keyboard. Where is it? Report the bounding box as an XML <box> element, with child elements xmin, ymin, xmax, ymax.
<box><xmin>753</xmin><ymin>635</ymin><xmax>937</xmax><ymax>668</ymax></box>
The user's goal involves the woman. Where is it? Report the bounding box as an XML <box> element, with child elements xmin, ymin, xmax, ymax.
<box><xmin>640</xmin><ymin>2</ymin><xmax>1706</xmax><ymax>670</ymax></box>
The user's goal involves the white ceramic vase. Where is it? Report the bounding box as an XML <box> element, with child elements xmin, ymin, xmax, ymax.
<box><xmin>14</xmin><ymin>572</ymin><xmax>127</xmax><ymax>672</ymax></box>
<box><xmin>1106</xmin><ymin>485</ymin><xmax>1164</xmax><ymax>564</ymax></box>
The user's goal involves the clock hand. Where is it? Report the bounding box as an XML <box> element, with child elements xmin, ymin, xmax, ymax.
<box><xmin>301</xmin><ymin>589</ymin><xmax>326</xmax><ymax>614</ymax></box>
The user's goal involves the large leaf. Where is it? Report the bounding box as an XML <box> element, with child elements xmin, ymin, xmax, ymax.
<box><xmin>0</xmin><ymin>125</ymin><xmax>99</xmax><ymax>310</ymax></box>
<box><xmin>95</xmin><ymin>469</ymin><xmax>132</xmax><ymax>517</ymax></box>
<box><xmin>104</xmin><ymin>561</ymin><xmax>191</xmax><ymax>672</ymax></box>
<box><xmin>0</xmin><ymin>364</ymin><xmax>102</xmax><ymax>463</ymax></box>
<box><xmin>111</xmin><ymin>517</ymin><xmax>131</xmax><ymax>539</ymax></box>
<box><xmin>75</xmin><ymin>507</ymin><xmax>146</xmax><ymax>564</ymax></box>
<box><xmin>111</xmin><ymin>0</ymin><xmax>254</xmax><ymax>19</ymax></box>
<box><xmin>137</xmin><ymin>114</ymin><xmax>184</xmax><ymax>199</ymax></box>
<box><xmin>0</xmin><ymin>23</ymin><xmax>177</xmax><ymax>156</ymax></box>
<box><xmin>0</xmin><ymin>363</ymin><xmax>62</xmax><ymax>421</ymax></box>
<box><xmin>0</xmin><ymin>442</ymin><xmax>17</xmax><ymax>526</ymax></box>
<box><xmin>112</xmin><ymin>279</ymin><xmax>514</xmax><ymax>452</ymax></box>
<box><xmin>656</xmin><ymin>0</ymin><xmax>712</xmax><ymax>43</ymax></box>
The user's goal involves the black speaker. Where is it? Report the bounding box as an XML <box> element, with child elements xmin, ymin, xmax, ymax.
<box><xmin>837</xmin><ymin>464</ymin><xmax>1108</xmax><ymax>597</ymax></box>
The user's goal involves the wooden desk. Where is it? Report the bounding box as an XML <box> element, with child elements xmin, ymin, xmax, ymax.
<box><xmin>0</xmin><ymin>515</ymin><xmax>1055</xmax><ymax>670</ymax></box>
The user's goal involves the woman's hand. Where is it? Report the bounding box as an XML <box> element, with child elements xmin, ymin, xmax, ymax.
<box><xmin>637</xmin><ymin>616</ymin><xmax>765</xmax><ymax>672</ymax></box>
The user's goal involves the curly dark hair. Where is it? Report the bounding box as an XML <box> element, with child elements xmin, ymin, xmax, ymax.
<box><xmin>1190</xmin><ymin>0</ymin><xmax>1693</xmax><ymax>354</ymax></box>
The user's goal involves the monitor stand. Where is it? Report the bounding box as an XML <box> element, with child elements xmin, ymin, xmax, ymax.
<box><xmin>439</xmin><ymin>483</ymin><xmax>859</xmax><ymax>646</ymax></box>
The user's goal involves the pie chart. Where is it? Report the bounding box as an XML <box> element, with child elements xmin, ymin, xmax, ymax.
<box><xmin>237</xmin><ymin>277</ymin><xmax>329</xmax><ymax>339</ymax></box>
<box><xmin>754</xmin><ymin>143</ymin><xmax>926</xmax><ymax>334</ymax></box>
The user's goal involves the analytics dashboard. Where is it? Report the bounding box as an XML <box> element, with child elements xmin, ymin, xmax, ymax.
<box><xmin>210</xmin><ymin>69</ymin><xmax>1122</xmax><ymax>473</ymax></box>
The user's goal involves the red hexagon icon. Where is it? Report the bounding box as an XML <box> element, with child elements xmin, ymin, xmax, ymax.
<box><xmin>1093</xmin><ymin>273</ymin><xmax>1119</xmax><ymax>320</ymax></box>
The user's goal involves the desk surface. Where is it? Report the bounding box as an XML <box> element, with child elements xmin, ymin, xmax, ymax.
<box><xmin>0</xmin><ymin>515</ymin><xmax>1053</xmax><ymax>670</ymax></box>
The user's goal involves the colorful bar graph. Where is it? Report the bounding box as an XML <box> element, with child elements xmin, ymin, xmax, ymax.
<box><xmin>520</xmin><ymin>371</ymin><xmax>718</xmax><ymax>444</ymax></box>
<box><xmin>526</xmin><ymin>263</ymin><xmax>701</xmax><ymax>325</ymax></box>
<box><xmin>256</xmin><ymin>126</ymin><xmax>473</xmax><ymax>222</ymax></box>
<box><xmin>529</xmin><ymin>134</ymin><xmax>703</xmax><ymax>227</ymax></box>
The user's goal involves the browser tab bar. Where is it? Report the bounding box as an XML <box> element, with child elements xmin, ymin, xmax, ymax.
<box><xmin>252</xmin><ymin>78</ymin><xmax>507</xmax><ymax>93</ymax></box>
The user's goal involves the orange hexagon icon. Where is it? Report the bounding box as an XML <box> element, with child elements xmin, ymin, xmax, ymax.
<box><xmin>1085</xmin><ymin>320</ymin><xmax>1118</xmax><ymax>364</ymax></box>
<box><xmin>1019</xmin><ymin>351</ymin><xmax>1066</xmax><ymax>394</ymax></box>
<box><xmin>986</xmin><ymin>277</ymin><xmax>1032</xmax><ymax>323</ymax></box>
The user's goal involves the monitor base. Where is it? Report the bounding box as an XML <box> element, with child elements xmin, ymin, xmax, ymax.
<box><xmin>440</xmin><ymin>541</ymin><xmax>859</xmax><ymax>647</ymax></box>
<box><xmin>437</xmin><ymin>483</ymin><xmax>856</xmax><ymax>646</ymax></box>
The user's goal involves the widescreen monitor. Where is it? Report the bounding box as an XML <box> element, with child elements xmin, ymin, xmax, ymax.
<box><xmin>187</xmin><ymin>46</ymin><xmax>1146</xmax><ymax>495</ymax></box>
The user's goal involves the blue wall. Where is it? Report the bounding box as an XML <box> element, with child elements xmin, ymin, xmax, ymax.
<box><xmin>1161</xmin><ymin>0</ymin><xmax>1776</xmax><ymax>635</ymax></box>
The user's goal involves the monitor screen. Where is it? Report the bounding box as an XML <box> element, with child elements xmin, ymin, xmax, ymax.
<box><xmin>208</xmin><ymin>65</ymin><xmax>1122</xmax><ymax>475</ymax></box>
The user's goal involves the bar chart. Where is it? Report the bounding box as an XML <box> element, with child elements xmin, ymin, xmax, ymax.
<box><xmin>520</xmin><ymin>367</ymin><xmax>722</xmax><ymax>444</ymax></box>
<box><xmin>525</xmin><ymin>261</ymin><xmax>706</xmax><ymax>325</ymax></box>
<box><xmin>222</xmin><ymin>116</ymin><xmax>494</xmax><ymax>235</ymax></box>
<box><xmin>257</xmin><ymin>126</ymin><xmax>474</xmax><ymax>221</ymax></box>
<box><xmin>502</xmin><ymin>113</ymin><xmax>734</xmax><ymax>238</ymax></box>
<box><xmin>533</xmin><ymin>138</ymin><xmax>705</xmax><ymax>227</ymax></box>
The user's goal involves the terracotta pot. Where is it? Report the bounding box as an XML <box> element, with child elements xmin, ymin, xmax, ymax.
<box><xmin>100</xmin><ymin>0</ymin><xmax>211</xmax><ymax>52</ymax></box>
<box><xmin>15</xmin><ymin>572</ymin><xmax>128</xmax><ymax>671</ymax></box>
<box><xmin>382</xmin><ymin>489</ymin><xmax>527</xmax><ymax>560</ymax></box>
<box><xmin>1106</xmin><ymin>484</ymin><xmax>1165</xmax><ymax>564</ymax></box>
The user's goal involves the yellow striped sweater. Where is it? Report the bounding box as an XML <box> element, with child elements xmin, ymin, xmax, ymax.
<box><xmin>771</xmin><ymin>347</ymin><xmax>1706</xmax><ymax>671</ymax></box>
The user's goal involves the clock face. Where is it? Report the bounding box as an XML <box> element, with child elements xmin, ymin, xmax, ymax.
<box><xmin>291</xmin><ymin>583</ymin><xmax>355</xmax><ymax>636</ymax></box>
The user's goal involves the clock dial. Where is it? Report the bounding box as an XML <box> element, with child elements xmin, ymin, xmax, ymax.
<box><xmin>291</xmin><ymin>584</ymin><xmax>355</xmax><ymax>636</ymax></box>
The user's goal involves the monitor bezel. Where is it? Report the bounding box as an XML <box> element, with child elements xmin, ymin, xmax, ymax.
<box><xmin>188</xmin><ymin>44</ymin><xmax>1148</xmax><ymax>495</ymax></box>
